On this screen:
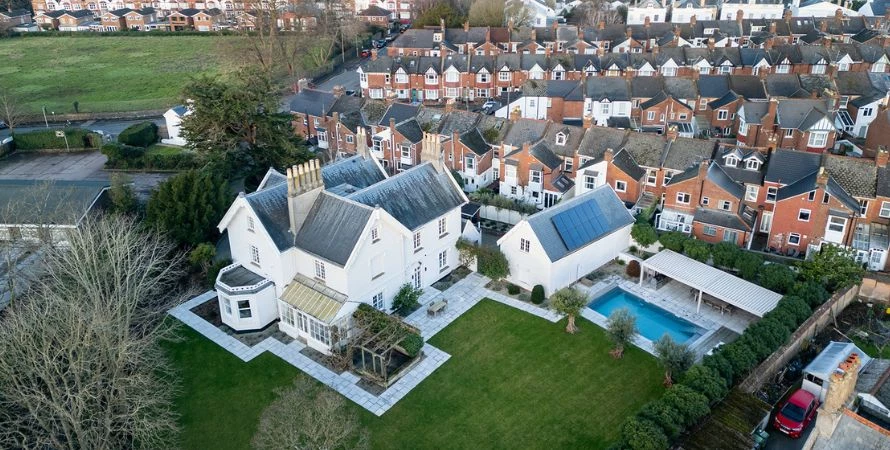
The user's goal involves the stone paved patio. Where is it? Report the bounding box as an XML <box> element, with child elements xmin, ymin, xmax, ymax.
<box><xmin>169</xmin><ymin>272</ymin><xmax>562</xmax><ymax>416</ymax></box>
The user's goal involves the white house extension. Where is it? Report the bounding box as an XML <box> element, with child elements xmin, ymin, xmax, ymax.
<box><xmin>498</xmin><ymin>185</ymin><xmax>634</xmax><ymax>296</ymax></box>
<box><xmin>215</xmin><ymin>146</ymin><xmax>467</xmax><ymax>354</ymax></box>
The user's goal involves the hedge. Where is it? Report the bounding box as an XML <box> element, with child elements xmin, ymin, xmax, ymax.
<box><xmin>118</xmin><ymin>121</ymin><xmax>158</xmax><ymax>147</ymax></box>
<box><xmin>101</xmin><ymin>143</ymin><xmax>199</xmax><ymax>171</ymax></box>
<box><xmin>12</xmin><ymin>128</ymin><xmax>102</xmax><ymax>150</ymax></box>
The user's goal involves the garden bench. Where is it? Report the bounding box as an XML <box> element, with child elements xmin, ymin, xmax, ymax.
<box><xmin>427</xmin><ymin>299</ymin><xmax>448</xmax><ymax>317</ymax></box>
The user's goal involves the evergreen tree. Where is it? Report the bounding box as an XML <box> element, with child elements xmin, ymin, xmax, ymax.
<box><xmin>145</xmin><ymin>170</ymin><xmax>230</xmax><ymax>247</ymax></box>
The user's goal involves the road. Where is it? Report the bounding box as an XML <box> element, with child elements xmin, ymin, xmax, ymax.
<box><xmin>1</xmin><ymin>117</ymin><xmax>165</xmax><ymax>140</ymax></box>
<box><xmin>764</xmin><ymin>414</ymin><xmax>816</xmax><ymax>450</ymax></box>
<box><xmin>280</xmin><ymin>55</ymin><xmax>364</xmax><ymax>111</ymax></box>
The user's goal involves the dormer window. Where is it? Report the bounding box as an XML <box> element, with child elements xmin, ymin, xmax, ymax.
<box><xmin>745</xmin><ymin>159</ymin><xmax>760</xmax><ymax>170</ymax></box>
<box><xmin>433</xmin><ymin>32</ymin><xmax>442</xmax><ymax>42</ymax></box>
<box><xmin>724</xmin><ymin>155</ymin><xmax>738</xmax><ymax>167</ymax></box>
<box><xmin>555</xmin><ymin>132</ymin><xmax>566</xmax><ymax>146</ymax></box>
<box><xmin>499</xmin><ymin>70</ymin><xmax>511</xmax><ymax>81</ymax></box>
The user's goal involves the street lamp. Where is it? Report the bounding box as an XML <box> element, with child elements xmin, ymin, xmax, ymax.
<box><xmin>42</xmin><ymin>106</ymin><xmax>48</xmax><ymax>128</ymax></box>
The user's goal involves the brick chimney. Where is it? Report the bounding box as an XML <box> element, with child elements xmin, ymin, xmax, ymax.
<box><xmin>598</xmin><ymin>20</ymin><xmax>605</xmax><ymax>30</ymax></box>
<box><xmin>666</xmin><ymin>124</ymin><xmax>679</xmax><ymax>141</ymax></box>
<box><xmin>834</xmin><ymin>8</ymin><xmax>843</xmax><ymax>21</ymax></box>
<box><xmin>707</xmin><ymin>37</ymin><xmax>715</xmax><ymax>50</ymax></box>
<box><xmin>700</xmin><ymin>0</ymin><xmax>706</xmax><ymax>6</ymax></box>
<box><xmin>583</xmin><ymin>115</ymin><xmax>593</xmax><ymax>129</ymax></box>
<box><xmin>531</xmin><ymin>28</ymin><xmax>536</xmax><ymax>41</ymax></box>
<box><xmin>332</xmin><ymin>85</ymin><xmax>345</xmax><ymax>97</ymax></box>
<box><xmin>508</xmin><ymin>18</ymin><xmax>514</xmax><ymax>29</ymax></box>
<box><xmin>521</xmin><ymin>141</ymin><xmax>530</xmax><ymax>155</ymax></box>
<box><xmin>877</xmin><ymin>147</ymin><xmax>889</xmax><ymax>167</ymax></box>
<box><xmin>690</xmin><ymin>15</ymin><xmax>696</xmax><ymax>27</ymax></box>
<box><xmin>769</xmin><ymin>20</ymin><xmax>776</xmax><ymax>34</ymax></box>
<box><xmin>371</xmin><ymin>48</ymin><xmax>378</xmax><ymax>60</ymax></box>
<box><xmin>644</xmin><ymin>16</ymin><xmax>650</xmax><ymax>27</ymax></box>
<box><xmin>420</xmin><ymin>132</ymin><xmax>444</xmax><ymax>172</ymax></box>
<box><xmin>389</xmin><ymin>117</ymin><xmax>396</xmax><ymax>131</ymax></box>
<box><xmin>463</xmin><ymin>20</ymin><xmax>469</xmax><ymax>32</ymax></box>
<box><xmin>445</xmin><ymin>98</ymin><xmax>456</xmax><ymax>113</ymax></box>
<box><xmin>626</xmin><ymin>26</ymin><xmax>632</xmax><ymax>39</ymax></box>
<box><xmin>605</xmin><ymin>147</ymin><xmax>614</xmax><ymax>163</ymax></box>
<box><xmin>816</xmin><ymin>166</ymin><xmax>829</xmax><ymax>188</ymax></box>
<box><xmin>510</xmin><ymin>105</ymin><xmax>521</xmax><ymax>122</ymax></box>
<box><xmin>698</xmin><ymin>159</ymin><xmax>708</xmax><ymax>178</ymax></box>
<box><xmin>784</xmin><ymin>9</ymin><xmax>792</xmax><ymax>24</ymax></box>
<box><xmin>736</xmin><ymin>10</ymin><xmax>744</xmax><ymax>30</ymax></box>
<box><xmin>820</xmin><ymin>20</ymin><xmax>828</xmax><ymax>33</ymax></box>
<box><xmin>822</xmin><ymin>352</ymin><xmax>862</xmax><ymax>414</ymax></box>
<box><xmin>766</xmin><ymin>97</ymin><xmax>778</xmax><ymax>125</ymax></box>
<box><xmin>545</xmin><ymin>46</ymin><xmax>551</xmax><ymax>57</ymax></box>
<box><xmin>286</xmin><ymin>159</ymin><xmax>324</xmax><ymax>236</ymax></box>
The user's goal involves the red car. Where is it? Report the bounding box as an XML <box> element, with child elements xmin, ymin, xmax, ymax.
<box><xmin>773</xmin><ymin>389</ymin><xmax>819</xmax><ymax>438</ymax></box>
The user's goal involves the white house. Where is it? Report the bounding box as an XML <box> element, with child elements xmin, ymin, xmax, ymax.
<box><xmin>162</xmin><ymin>105</ymin><xmax>189</xmax><ymax>146</ymax></box>
<box><xmin>627</xmin><ymin>0</ymin><xmax>669</xmax><ymax>24</ymax></box>
<box><xmin>584</xmin><ymin>77</ymin><xmax>632</xmax><ymax>127</ymax></box>
<box><xmin>859</xmin><ymin>0</ymin><xmax>888</xmax><ymax>16</ymax></box>
<box><xmin>497</xmin><ymin>185</ymin><xmax>634</xmax><ymax>296</ymax></box>
<box><xmin>671</xmin><ymin>0</ymin><xmax>719</xmax><ymax>22</ymax></box>
<box><xmin>720</xmin><ymin>0</ymin><xmax>785</xmax><ymax>20</ymax></box>
<box><xmin>792</xmin><ymin>0</ymin><xmax>859</xmax><ymax>17</ymax></box>
<box><xmin>215</xmin><ymin>138</ymin><xmax>467</xmax><ymax>354</ymax></box>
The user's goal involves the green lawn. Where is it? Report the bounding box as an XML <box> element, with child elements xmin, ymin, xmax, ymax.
<box><xmin>166</xmin><ymin>300</ymin><xmax>665</xmax><ymax>449</ymax></box>
<box><xmin>0</xmin><ymin>36</ymin><xmax>245</xmax><ymax>114</ymax></box>
<box><xmin>145</xmin><ymin>143</ymin><xmax>189</xmax><ymax>156</ymax></box>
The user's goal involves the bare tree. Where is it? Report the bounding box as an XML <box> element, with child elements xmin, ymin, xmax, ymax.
<box><xmin>573</xmin><ymin>0</ymin><xmax>623</xmax><ymax>27</ymax></box>
<box><xmin>252</xmin><ymin>378</ymin><xmax>370</xmax><ymax>450</ymax></box>
<box><xmin>0</xmin><ymin>87</ymin><xmax>25</xmax><ymax>133</ymax></box>
<box><xmin>505</xmin><ymin>0</ymin><xmax>534</xmax><ymax>27</ymax></box>
<box><xmin>0</xmin><ymin>216</ymin><xmax>185</xmax><ymax>450</ymax></box>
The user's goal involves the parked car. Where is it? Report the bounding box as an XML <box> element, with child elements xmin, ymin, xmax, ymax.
<box><xmin>481</xmin><ymin>100</ymin><xmax>501</xmax><ymax>115</ymax></box>
<box><xmin>385</xmin><ymin>35</ymin><xmax>396</xmax><ymax>42</ymax></box>
<box><xmin>360</xmin><ymin>49</ymin><xmax>371</xmax><ymax>58</ymax></box>
<box><xmin>375</xmin><ymin>39</ymin><xmax>387</xmax><ymax>48</ymax></box>
<box><xmin>345</xmin><ymin>90</ymin><xmax>357</xmax><ymax>97</ymax></box>
<box><xmin>0</xmin><ymin>120</ymin><xmax>7</xmax><ymax>130</ymax></box>
<box><xmin>773</xmin><ymin>389</ymin><xmax>818</xmax><ymax>438</ymax></box>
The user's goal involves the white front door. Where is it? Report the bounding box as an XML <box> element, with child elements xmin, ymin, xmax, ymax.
<box><xmin>760</xmin><ymin>211</ymin><xmax>773</xmax><ymax>233</ymax></box>
<box><xmin>869</xmin><ymin>250</ymin><xmax>886</xmax><ymax>271</ymax></box>
<box><xmin>412</xmin><ymin>265</ymin><xmax>422</xmax><ymax>289</ymax></box>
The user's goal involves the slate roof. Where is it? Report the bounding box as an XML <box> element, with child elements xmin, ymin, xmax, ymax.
<box><xmin>707</xmin><ymin>163</ymin><xmax>745</xmax><ymax>199</ymax></box>
<box><xmin>578</xmin><ymin>126</ymin><xmax>628</xmax><ymax>159</ymax></box>
<box><xmin>321</xmin><ymin>155</ymin><xmax>386</xmax><ymax>193</ymax></box>
<box><xmin>294</xmin><ymin>192</ymin><xmax>372</xmax><ymax>266</ymax></box>
<box><xmin>877</xmin><ymin>166</ymin><xmax>890</xmax><ymax>198</ymax></box>
<box><xmin>0</xmin><ymin>179</ymin><xmax>108</xmax><ymax>226</ymax></box>
<box><xmin>776</xmin><ymin>171</ymin><xmax>860</xmax><ymax>212</ymax></box>
<box><xmin>347</xmin><ymin>163</ymin><xmax>465</xmax><ymax>231</ymax></box>
<box><xmin>730</xmin><ymin>75</ymin><xmax>768</xmax><ymax>99</ymax></box>
<box><xmin>289</xmin><ymin>89</ymin><xmax>336</xmax><ymax>117</ymax></box>
<box><xmin>395</xmin><ymin>119</ymin><xmax>423</xmax><ymax>143</ymax></box>
<box><xmin>525</xmin><ymin>185</ymin><xmax>634</xmax><ymax>262</ymax></box>
<box><xmin>530</xmin><ymin>142</ymin><xmax>563</xmax><ymax>169</ymax></box>
<box><xmin>612</xmin><ymin>149</ymin><xmax>646</xmax><ymax>180</ymax></box>
<box><xmin>765</xmin><ymin>74</ymin><xmax>809</xmax><ymax>98</ymax></box>
<box><xmin>460</xmin><ymin>128</ymin><xmax>490</xmax><ymax>156</ymax></box>
<box><xmin>740</xmin><ymin>101</ymin><xmax>769</xmax><ymax>124</ymax></box>
<box><xmin>698</xmin><ymin>75</ymin><xmax>731</xmax><ymax>98</ymax></box>
<box><xmin>777</xmin><ymin>99</ymin><xmax>830</xmax><ymax>131</ymax></box>
<box><xmin>717</xmin><ymin>148</ymin><xmax>766</xmax><ymax>185</ymax></box>
<box><xmin>358</xmin><ymin>5</ymin><xmax>391</xmax><ymax>16</ymax></box>
<box><xmin>666</xmin><ymin>164</ymin><xmax>700</xmax><ymax>186</ymax></box>
<box><xmin>244</xmin><ymin>183</ymin><xmax>292</xmax><ymax>251</ymax></box>
<box><xmin>380</xmin><ymin>103</ymin><xmax>420</xmax><ymax>126</ymax></box>
<box><xmin>693</xmin><ymin>207</ymin><xmax>750</xmax><ymax>231</ymax></box>
<box><xmin>764</xmin><ymin>149</ymin><xmax>822</xmax><ymax>185</ymax></box>
<box><xmin>502</xmin><ymin>118</ymin><xmax>548</xmax><ymax>147</ymax></box>
<box><xmin>622</xmin><ymin>132</ymin><xmax>665</xmax><ymax>168</ymax></box>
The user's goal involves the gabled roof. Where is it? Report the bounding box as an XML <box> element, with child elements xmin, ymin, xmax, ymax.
<box><xmin>460</xmin><ymin>128</ymin><xmax>490</xmax><ymax>156</ymax></box>
<box><xmin>706</xmin><ymin>163</ymin><xmax>744</xmax><ymax>199</ymax></box>
<box><xmin>294</xmin><ymin>192</ymin><xmax>372</xmax><ymax>266</ymax></box>
<box><xmin>776</xmin><ymin>170</ymin><xmax>860</xmax><ymax>212</ymax></box>
<box><xmin>525</xmin><ymin>185</ymin><xmax>634</xmax><ymax>262</ymax></box>
<box><xmin>776</xmin><ymin>99</ymin><xmax>831</xmax><ymax>131</ymax></box>
<box><xmin>380</xmin><ymin>103</ymin><xmax>421</xmax><ymax>126</ymax></box>
<box><xmin>395</xmin><ymin>119</ymin><xmax>423</xmax><ymax>144</ymax></box>
<box><xmin>764</xmin><ymin>148</ymin><xmax>822</xmax><ymax>185</ymax></box>
<box><xmin>321</xmin><ymin>155</ymin><xmax>386</xmax><ymax>194</ymax></box>
<box><xmin>289</xmin><ymin>89</ymin><xmax>336</xmax><ymax>117</ymax></box>
<box><xmin>358</xmin><ymin>5</ymin><xmax>391</xmax><ymax>16</ymax></box>
<box><xmin>347</xmin><ymin>163</ymin><xmax>465</xmax><ymax>231</ymax></box>
<box><xmin>530</xmin><ymin>142</ymin><xmax>563</xmax><ymax>170</ymax></box>
<box><xmin>612</xmin><ymin>149</ymin><xmax>646</xmax><ymax>180</ymax></box>
<box><xmin>693</xmin><ymin>207</ymin><xmax>752</xmax><ymax>231</ymax></box>
<box><xmin>663</xmin><ymin>137</ymin><xmax>715</xmax><ymax>171</ymax></box>
<box><xmin>0</xmin><ymin>179</ymin><xmax>108</xmax><ymax>226</ymax></box>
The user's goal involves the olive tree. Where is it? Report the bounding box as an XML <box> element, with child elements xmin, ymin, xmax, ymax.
<box><xmin>654</xmin><ymin>335</ymin><xmax>695</xmax><ymax>387</ymax></box>
<box><xmin>550</xmin><ymin>287</ymin><xmax>588</xmax><ymax>334</ymax></box>
<box><xmin>606</xmin><ymin>308</ymin><xmax>638</xmax><ymax>358</ymax></box>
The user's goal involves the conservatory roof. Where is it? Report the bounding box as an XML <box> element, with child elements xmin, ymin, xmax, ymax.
<box><xmin>641</xmin><ymin>250</ymin><xmax>782</xmax><ymax>317</ymax></box>
<box><xmin>803</xmin><ymin>341</ymin><xmax>872</xmax><ymax>381</ymax></box>
<box><xmin>280</xmin><ymin>274</ymin><xmax>348</xmax><ymax>324</ymax></box>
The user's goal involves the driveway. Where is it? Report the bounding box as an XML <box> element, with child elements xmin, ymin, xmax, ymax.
<box><xmin>764</xmin><ymin>414</ymin><xmax>816</xmax><ymax>450</ymax></box>
<box><xmin>1</xmin><ymin>117</ymin><xmax>164</xmax><ymax>141</ymax></box>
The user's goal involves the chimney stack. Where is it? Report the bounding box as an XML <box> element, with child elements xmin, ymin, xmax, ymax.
<box><xmin>286</xmin><ymin>159</ymin><xmax>325</xmax><ymax>236</ymax></box>
<box><xmin>605</xmin><ymin>147</ymin><xmax>615</xmax><ymax>163</ymax></box>
<box><xmin>508</xmin><ymin>18</ymin><xmax>514</xmax><ymax>30</ymax></box>
<box><xmin>598</xmin><ymin>20</ymin><xmax>605</xmax><ymax>30</ymax></box>
<box><xmin>644</xmin><ymin>16</ymin><xmax>650</xmax><ymax>27</ymax></box>
<box><xmin>464</xmin><ymin>20</ymin><xmax>469</xmax><ymax>32</ymax></box>
<box><xmin>769</xmin><ymin>20</ymin><xmax>777</xmax><ymax>34</ymax></box>
<box><xmin>877</xmin><ymin>147</ymin><xmax>889</xmax><ymax>168</ymax></box>
<box><xmin>420</xmin><ymin>132</ymin><xmax>445</xmax><ymax>172</ymax></box>
<box><xmin>666</xmin><ymin>125</ymin><xmax>679</xmax><ymax>141</ymax></box>
<box><xmin>545</xmin><ymin>46</ymin><xmax>551</xmax><ymax>57</ymax></box>
<box><xmin>332</xmin><ymin>85</ymin><xmax>345</xmax><ymax>97</ymax></box>
<box><xmin>445</xmin><ymin>98</ymin><xmax>456</xmax><ymax>113</ymax></box>
<box><xmin>834</xmin><ymin>8</ymin><xmax>843</xmax><ymax>21</ymax></box>
<box><xmin>690</xmin><ymin>15</ymin><xmax>696</xmax><ymax>27</ymax></box>
<box><xmin>626</xmin><ymin>26</ymin><xmax>632</xmax><ymax>39</ymax></box>
<box><xmin>822</xmin><ymin>352</ymin><xmax>862</xmax><ymax>414</ymax></box>
<box><xmin>698</xmin><ymin>159</ymin><xmax>708</xmax><ymax>178</ymax></box>
<box><xmin>371</xmin><ymin>48</ymin><xmax>378</xmax><ymax>60</ymax></box>
<box><xmin>784</xmin><ymin>9</ymin><xmax>792</xmax><ymax>24</ymax></box>
<box><xmin>816</xmin><ymin>166</ymin><xmax>829</xmax><ymax>188</ymax></box>
<box><xmin>356</xmin><ymin>127</ymin><xmax>370</xmax><ymax>158</ymax></box>
<box><xmin>820</xmin><ymin>20</ymin><xmax>828</xmax><ymax>33</ymax></box>
<box><xmin>583</xmin><ymin>115</ymin><xmax>593</xmax><ymax>129</ymax></box>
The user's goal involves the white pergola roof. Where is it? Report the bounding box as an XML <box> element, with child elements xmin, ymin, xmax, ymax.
<box><xmin>641</xmin><ymin>250</ymin><xmax>783</xmax><ymax>317</ymax></box>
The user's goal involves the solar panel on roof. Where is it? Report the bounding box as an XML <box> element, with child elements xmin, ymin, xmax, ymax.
<box><xmin>551</xmin><ymin>199</ymin><xmax>609</xmax><ymax>252</ymax></box>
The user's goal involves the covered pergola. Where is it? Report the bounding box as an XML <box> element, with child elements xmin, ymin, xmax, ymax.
<box><xmin>639</xmin><ymin>250</ymin><xmax>782</xmax><ymax>318</ymax></box>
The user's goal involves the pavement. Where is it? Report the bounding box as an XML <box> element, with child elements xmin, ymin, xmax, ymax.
<box><xmin>764</xmin><ymin>419</ymin><xmax>815</xmax><ymax>450</ymax></box>
<box><xmin>1</xmin><ymin>117</ymin><xmax>165</xmax><ymax>141</ymax></box>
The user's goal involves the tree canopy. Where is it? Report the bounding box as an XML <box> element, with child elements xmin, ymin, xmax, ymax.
<box><xmin>550</xmin><ymin>287</ymin><xmax>587</xmax><ymax>334</ymax></box>
<box><xmin>606</xmin><ymin>308</ymin><xmax>638</xmax><ymax>358</ymax></box>
<box><xmin>799</xmin><ymin>244</ymin><xmax>865</xmax><ymax>292</ymax></box>
<box><xmin>654</xmin><ymin>335</ymin><xmax>695</xmax><ymax>386</ymax></box>
<box><xmin>468</xmin><ymin>0</ymin><xmax>506</xmax><ymax>27</ymax></box>
<box><xmin>145</xmin><ymin>170</ymin><xmax>230</xmax><ymax>247</ymax></box>
<box><xmin>179</xmin><ymin>68</ymin><xmax>312</xmax><ymax>179</ymax></box>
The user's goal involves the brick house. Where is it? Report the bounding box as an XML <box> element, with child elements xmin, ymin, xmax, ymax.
<box><xmin>0</xmin><ymin>9</ymin><xmax>32</xmax><ymax>25</ymax></box>
<box><xmin>356</xmin><ymin>5</ymin><xmax>391</xmax><ymax>24</ymax></box>
<box><xmin>100</xmin><ymin>8</ymin><xmax>128</xmax><ymax>31</ymax></box>
<box><xmin>737</xmin><ymin>98</ymin><xmax>837</xmax><ymax>152</ymax></box>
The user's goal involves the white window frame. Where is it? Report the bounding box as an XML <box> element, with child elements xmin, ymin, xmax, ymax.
<box><xmin>247</xmin><ymin>216</ymin><xmax>255</xmax><ymax>232</ymax></box>
<box><xmin>717</xmin><ymin>110</ymin><xmax>728</xmax><ymax>120</ymax></box>
<box><xmin>798</xmin><ymin>209</ymin><xmax>811</xmax><ymax>222</ymax></box>
<box><xmin>615</xmin><ymin>180</ymin><xmax>627</xmax><ymax>192</ymax></box>
<box><xmin>766</xmin><ymin>186</ymin><xmax>777</xmax><ymax>203</ymax></box>
<box><xmin>745</xmin><ymin>185</ymin><xmax>759</xmax><ymax>202</ymax></box>
<box><xmin>520</xmin><ymin>238</ymin><xmax>530</xmax><ymax>252</ymax></box>
<box><xmin>530</xmin><ymin>170</ymin><xmax>541</xmax><ymax>183</ymax></box>
<box><xmin>438</xmin><ymin>217</ymin><xmax>447</xmax><ymax>236</ymax></box>
<box><xmin>372</xmin><ymin>292</ymin><xmax>385</xmax><ymax>310</ymax></box>
<box><xmin>880</xmin><ymin>201</ymin><xmax>890</xmax><ymax>218</ymax></box>
<box><xmin>703</xmin><ymin>225</ymin><xmax>717</xmax><ymax>236</ymax></box>
<box><xmin>413</xmin><ymin>231</ymin><xmax>421</xmax><ymax>250</ymax></box>
<box><xmin>438</xmin><ymin>250</ymin><xmax>447</xmax><ymax>270</ymax></box>
<box><xmin>808</xmin><ymin>131</ymin><xmax>828</xmax><ymax>147</ymax></box>
<box><xmin>314</xmin><ymin>259</ymin><xmax>326</xmax><ymax>280</ymax></box>
<box><xmin>237</xmin><ymin>300</ymin><xmax>251</xmax><ymax>319</ymax></box>
<box><xmin>788</xmin><ymin>233</ymin><xmax>801</xmax><ymax>246</ymax></box>
<box><xmin>676</xmin><ymin>192</ymin><xmax>691</xmax><ymax>204</ymax></box>
<box><xmin>499</xmin><ymin>71</ymin><xmax>511</xmax><ymax>81</ymax></box>
<box><xmin>250</xmin><ymin>245</ymin><xmax>260</xmax><ymax>265</ymax></box>
<box><xmin>719</xmin><ymin>200</ymin><xmax>732</xmax><ymax>211</ymax></box>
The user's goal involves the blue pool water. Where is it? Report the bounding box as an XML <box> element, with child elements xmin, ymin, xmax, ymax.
<box><xmin>588</xmin><ymin>287</ymin><xmax>699</xmax><ymax>343</ymax></box>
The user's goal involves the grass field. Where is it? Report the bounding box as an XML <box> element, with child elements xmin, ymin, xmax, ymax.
<box><xmin>0</xmin><ymin>36</ymin><xmax>244</xmax><ymax>115</ymax></box>
<box><xmin>166</xmin><ymin>299</ymin><xmax>665</xmax><ymax>449</ymax></box>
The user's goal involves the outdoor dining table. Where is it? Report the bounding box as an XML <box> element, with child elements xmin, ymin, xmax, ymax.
<box><xmin>427</xmin><ymin>299</ymin><xmax>448</xmax><ymax>317</ymax></box>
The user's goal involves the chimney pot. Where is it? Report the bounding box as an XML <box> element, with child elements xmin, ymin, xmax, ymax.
<box><xmin>877</xmin><ymin>147</ymin><xmax>889</xmax><ymax>167</ymax></box>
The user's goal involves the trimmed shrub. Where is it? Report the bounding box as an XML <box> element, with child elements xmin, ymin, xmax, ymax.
<box><xmin>722</xmin><ymin>341</ymin><xmax>759</xmax><ymax>379</ymax></box>
<box><xmin>734</xmin><ymin>251</ymin><xmax>763</xmax><ymax>281</ymax></box>
<box><xmin>639</xmin><ymin>401</ymin><xmax>683</xmax><ymax>439</ymax></box>
<box><xmin>758</xmin><ymin>264</ymin><xmax>796</xmax><ymax>294</ymax></box>
<box><xmin>118</xmin><ymin>121</ymin><xmax>159</xmax><ymax>147</ymax></box>
<box><xmin>776</xmin><ymin>295</ymin><xmax>812</xmax><ymax>326</ymax></box>
<box><xmin>507</xmin><ymin>283</ymin><xmax>520</xmax><ymax>295</ymax></box>
<box><xmin>631</xmin><ymin>222</ymin><xmax>658</xmax><ymax>248</ymax></box>
<box><xmin>626</xmin><ymin>260</ymin><xmax>641</xmax><ymax>278</ymax></box>
<box><xmin>683</xmin><ymin>239</ymin><xmax>711</xmax><ymax>263</ymax></box>
<box><xmin>12</xmin><ymin>128</ymin><xmax>101</xmax><ymax>150</ymax></box>
<box><xmin>711</xmin><ymin>242</ymin><xmax>741</xmax><ymax>269</ymax></box>
<box><xmin>701</xmin><ymin>352</ymin><xmax>734</xmax><ymax>385</ymax></box>
<box><xmin>621</xmin><ymin>417</ymin><xmax>669</xmax><ymax>450</ymax></box>
<box><xmin>658</xmin><ymin>231</ymin><xmax>688</xmax><ymax>252</ymax></box>
<box><xmin>531</xmin><ymin>285</ymin><xmax>545</xmax><ymax>304</ymax></box>
<box><xmin>399</xmin><ymin>333</ymin><xmax>424</xmax><ymax>358</ymax></box>
<box><xmin>662</xmin><ymin>385</ymin><xmax>710</xmax><ymax>428</ymax></box>
<box><xmin>476</xmin><ymin>246</ymin><xmax>510</xmax><ymax>280</ymax></box>
<box><xmin>790</xmin><ymin>281</ymin><xmax>830</xmax><ymax>307</ymax></box>
<box><xmin>681</xmin><ymin>365</ymin><xmax>728</xmax><ymax>404</ymax></box>
<box><xmin>102</xmin><ymin>143</ymin><xmax>199</xmax><ymax>170</ymax></box>
<box><xmin>392</xmin><ymin>283</ymin><xmax>423</xmax><ymax>314</ymax></box>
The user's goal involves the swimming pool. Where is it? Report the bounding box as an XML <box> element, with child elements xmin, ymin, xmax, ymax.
<box><xmin>587</xmin><ymin>287</ymin><xmax>699</xmax><ymax>343</ymax></box>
